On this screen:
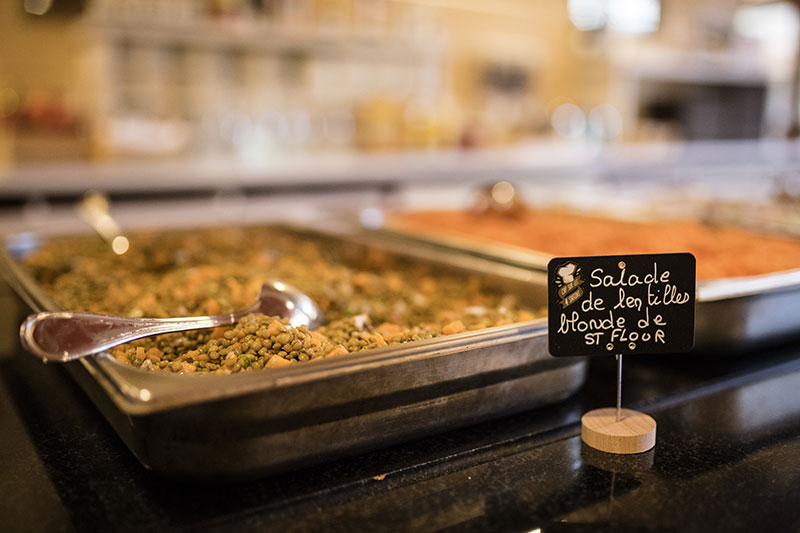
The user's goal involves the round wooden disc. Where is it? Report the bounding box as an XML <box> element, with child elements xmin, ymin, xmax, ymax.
<box><xmin>581</xmin><ymin>407</ymin><xmax>656</xmax><ymax>454</ymax></box>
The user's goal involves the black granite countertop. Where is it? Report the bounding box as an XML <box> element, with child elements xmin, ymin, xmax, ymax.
<box><xmin>3</xmin><ymin>328</ymin><xmax>800</xmax><ymax>532</ymax></box>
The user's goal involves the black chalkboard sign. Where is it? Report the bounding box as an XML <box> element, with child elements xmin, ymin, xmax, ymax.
<box><xmin>548</xmin><ymin>253</ymin><xmax>696</xmax><ymax>357</ymax></box>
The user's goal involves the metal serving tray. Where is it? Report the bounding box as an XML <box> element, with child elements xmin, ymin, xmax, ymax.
<box><xmin>1</xmin><ymin>225</ymin><xmax>586</xmax><ymax>480</ymax></box>
<box><xmin>374</xmin><ymin>222</ymin><xmax>800</xmax><ymax>352</ymax></box>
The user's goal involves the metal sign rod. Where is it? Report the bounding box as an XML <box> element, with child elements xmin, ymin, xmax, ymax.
<box><xmin>616</xmin><ymin>353</ymin><xmax>622</xmax><ymax>422</ymax></box>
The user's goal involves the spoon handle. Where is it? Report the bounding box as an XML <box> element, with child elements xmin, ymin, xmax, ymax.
<box><xmin>20</xmin><ymin>311</ymin><xmax>244</xmax><ymax>363</ymax></box>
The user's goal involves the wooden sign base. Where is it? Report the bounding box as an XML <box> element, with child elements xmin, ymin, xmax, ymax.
<box><xmin>581</xmin><ymin>407</ymin><xmax>656</xmax><ymax>454</ymax></box>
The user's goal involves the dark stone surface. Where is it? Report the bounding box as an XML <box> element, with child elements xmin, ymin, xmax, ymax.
<box><xmin>3</xmin><ymin>332</ymin><xmax>800</xmax><ymax>532</ymax></box>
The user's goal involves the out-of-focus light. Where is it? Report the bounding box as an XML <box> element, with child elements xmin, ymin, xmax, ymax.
<box><xmin>233</xmin><ymin>118</ymin><xmax>271</xmax><ymax>163</ymax></box>
<box><xmin>569</xmin><ymin>0</ymin><xmax>660</xmax><ymax>34</ymax></box>
<box><xmin>491</xmin><ymin>181</ymin><xmax>516</xmax><ymax>206</ymax></box>
<box><xmin>734</xmin><ymin>3</ymin><xmax>799</xmax><ymax>49</ymax></box>
<box><xmin>112</xmin><ymin>236</ymin><xmax>130</xmax><ymax>255</ymax></box>
<box><xmin>0</xmin><ymin>88</ymin><xmax>20</xmax><ymax>118</ymax></box>
<box><xmin>6</xmin><ymin>232</ymin><xmax>41</xmax><ymax>260</ymax></box>
<box><xmin>608</xmin><ymin>0</ymin><xmax>660</xmax><ymax>35</ymax></box>
<box><xmin>568</xmin><ymin>0</ymin><xmax>607</xmax><ymax>31</ymax></box>
<box><xmin>359</xmin><ymin>207</ymin><xmax>384</xmax><ymax>229</ymax></box>
<box><xmin>552</xmin><ymin>103</ymin><xmax>586</xmax><ymax>139</ymax></box>
<box><xmin>588</xmin><ymin>104</ymin><xmax>623</xmax><ymax>140</ymax></box>
<box><xmin>24</xmin><ymin>0</ymin><xmax>52</xmax><ymax>15</ymax></box>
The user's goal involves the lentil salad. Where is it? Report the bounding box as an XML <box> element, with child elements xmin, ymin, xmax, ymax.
<box><xmin>23</xmin><ymin>226</ymin><xmax>542</xmax><ymax>374</ymax></box>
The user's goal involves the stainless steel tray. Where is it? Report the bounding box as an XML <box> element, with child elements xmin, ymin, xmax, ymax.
<box><xmin>0</xmin><ymin>225</ymin><xmax>587</xmax><ymax>480</ymax></box>
<box><xmin>372</xmin><ymin>225</ymin><xmax>800</xmax><ymax>352</ymax></box>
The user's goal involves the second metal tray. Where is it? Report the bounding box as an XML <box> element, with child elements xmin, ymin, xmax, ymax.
<box><xmin>373</xmin><ymin>223</ymin><xmax>800</xmax><ymax>352</ymax></box>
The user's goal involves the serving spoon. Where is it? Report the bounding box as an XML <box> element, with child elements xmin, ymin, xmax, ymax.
<box><xmin>20</xmin><ymin>280</ymin><xmax>323</xmax><ymax>363</ymax></box>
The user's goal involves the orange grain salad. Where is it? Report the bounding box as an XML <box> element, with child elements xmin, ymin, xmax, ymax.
<box><xmin>390</xmin><ymin>209</ymin><xmax>800</xmax><ymax>280</ymax></box>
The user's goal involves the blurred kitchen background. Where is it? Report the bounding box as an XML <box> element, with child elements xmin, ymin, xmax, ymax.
<box><xmin>2</xmin><ymin>0</ymin><xmax>797</xmax><ymax>163</ymax></box>
<box><xmin>2</xmin><ymin>0</ymin><xmax>800</xmax><ymax>239</ymax></box>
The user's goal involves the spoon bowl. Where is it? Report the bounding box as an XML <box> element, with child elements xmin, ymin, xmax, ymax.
<box><xmin>20</xmin><ymin>280</ymin><xmax>323</xmax><ymax>363</ymax></box>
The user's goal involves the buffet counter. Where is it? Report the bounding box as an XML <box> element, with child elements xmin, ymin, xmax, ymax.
<box><xmin>3</xmin><ymin>313</ymin><xmax>800</xmax><ymax>531</ymax></box>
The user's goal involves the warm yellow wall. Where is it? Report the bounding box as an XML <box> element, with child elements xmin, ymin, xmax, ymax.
<box><xmin>0</xmin><ymin>4</ymin><xmax>90</xmax><ymax>106</ymax></box>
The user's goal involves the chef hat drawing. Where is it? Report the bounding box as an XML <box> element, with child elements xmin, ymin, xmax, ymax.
<box><xmin>557</xmin><ymin>263</ymin><xmax>577</xmax><ymax>284</ymax></box>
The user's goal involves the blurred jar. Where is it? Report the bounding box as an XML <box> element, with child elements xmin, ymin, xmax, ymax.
<box><xmin>403</xmin><ymin>99</ymin><xmax>444</xmax><ymax>149</ymax></box>
<box><xmin>354</xmin><ymin>95</ymin><xmax>404</xmax><ymax>150</ymax></box>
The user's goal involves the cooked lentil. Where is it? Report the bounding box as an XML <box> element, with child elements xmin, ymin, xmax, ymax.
<box><xmin>23</xmin><ymin>226</ymin><xmax>541</xmax><ymax>374</ymax></box>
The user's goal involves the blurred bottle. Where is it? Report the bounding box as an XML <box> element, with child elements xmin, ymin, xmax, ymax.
<box><xmin>402</xmin><ymin>98</ymin><xmax>448</xmax><ymax>150</ymax></box>
<box><xmin>477</xmin><ymin>61</ymin><xmax>530</xmax><ymax>145</ymax></box>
